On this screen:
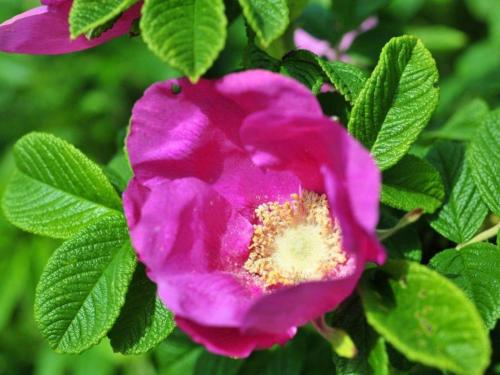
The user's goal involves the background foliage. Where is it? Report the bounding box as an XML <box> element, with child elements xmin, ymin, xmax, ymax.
<box><xmin>0</xmin><ymin>0</ymin><xmax>499</xmax><ymax>374</ymax></box>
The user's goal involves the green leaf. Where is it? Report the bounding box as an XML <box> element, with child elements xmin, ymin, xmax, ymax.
<box><xmin>280</xmin><ymin>50</ymin><xmax>326</xmax><ymax>94</ymax></box>
<box><xmin>243</xmin><ymin>26</ymin><xmax>281</xmax><ymax>71</ymax></box>
<box><xmin>427</xmin><ymin>141</ymin><xmax>488</xmax><ymax>243</ymax></box>
<box><xmin>155</xmin><ymin>331</ymin><xmax>203</xmax><ymax>374</ymax></box>
<box><xmin>468</xmin><ymin>109</ymin><xmax>500</xmax><ymax>215</ymax></box>
<box><xmin>69</xmin><ymin>0</ymin><xmax>138</xmax><ymax>38</ymax></box>
<box><xmin>105</xmin><ymin>151</ymin><xmax>133</xmax><ymax>193</ymax></box>
<box><xmin>430</xmin><ymin>243</ymin><xmax>500</xmax><ymax>330</ymax></box>
<box><xmin>405</xmin><ymin>25</ymin><xmax>468</xmax><ymax>54</ymax></box>
<box><xmin>330</xmin><ymin>297</ymin><xmax>389</xmax><ymax>375</ymax></box>
<box><xmin>239</xmin><ymin>0</ymin><xmax>289</xmax><ymax>46</ymax></box>
<box><xmin>348</xmin><ymin>36</ymin><xmax>439</xmax><ymax>170</ymax></box>
<box><xmin>381</xmin><ymin>154</ymin><xmax>444</xmax><ymax>213</ymax></box>
<box><xmin>317</xmin><ymin>60</ymin><xmax>369</xmax><ymax>104</ymax></box>
<box><xmin>360</xmin><ymin>260</ymin><xmax>491</xmax><ymax>375</ymax></box>
<box><xmin>35</xmin><ymin>216</ymin><xmax>137</xmax><ymax>354</ymax></box>
<box><xmin>2</xmin><ymin>133</ymin><xmax>122</xmax><ymax>239</ymax></box>
<box><xmin>109</xmin><ymin>264</ymin><xmax>175</xmax><ymax>354</ymax></box>
<box><xmin>424</xmin><ymin>98</ymin><xmax>489</xmax><ymax>141</ymax></box>
<box><xmin>141</xmin><ymin>0</ymin><xmax>227</xmax><ymax>81</ymax></box>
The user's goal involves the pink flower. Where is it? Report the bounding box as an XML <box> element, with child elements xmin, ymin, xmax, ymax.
<box><xmin>124</xmin><ymin>70</ymin><xmax>385</xmax><ymax>357</ymax></box>
<box><xmin>0</xmin><ymin>0</ymin><xmax>141</xmax><ymax>54</ymax></box>
<box><xmin>294</xmin><ymin>16</ymin><xmax>378</xmax><ymax>63</ymax></box>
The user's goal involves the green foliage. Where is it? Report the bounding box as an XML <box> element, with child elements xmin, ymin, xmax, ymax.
<box><xmin>361</xmin><ymin>260</ymin><xmax>491</xmax><ymax>375</ymax></box>
<box><xmin>330</xmin><ymin>297</ymin><xmax>389</xmax><ymax>375</ymax></box>
<box><xmin>239</xmin><ymin>0</ymin><xmax>289</xmax><ymax>46</ymax></box>
<box><xmin>34</xmin><ymin>216</ymin><xmax>137</xmax><ymax>354</ymax></box>
<box><xmin>406</xmin><ymin>25</ymin><xmax>468</xmax><ymax>54</ymax></box>
<box><xmin>317</xmin><ymin>60</ymin><xmax>368</xmax><ymax>104</ymax></box>
<box><xmin>427</xmin><ymin>141</ymin><xmax>488</xmax><ymax>243</ymax></box>
<box><xmin>141</xmin><ymin>0</ymin><xmax>227</xmax><ymax>81</ymax></box>
<box><xmin>430</xmin><ymin>243</ymin><xmax>500</xmax><ymax>330</ymax></box>
<box><xmin>2</xmin><ymin>133</ymin><xmax>122</xmax><ymax>239</ymax></box>
<box><xmin>379</xmin><ymin>210</ymin><xmax>422</xmax><ymax>262</ymax></box>
<box><xmin>69</xmin><ymin>0</ymin><xmax>138</xmax><ymax>38</ymax></box>
<box><xmin>109</xmin><ymin>264</ymin><xmax>175</xmax><ymax>354</ymax></box>
<box><xmin>424</xmin><ymin>98</ymin><xmax>489</xmax><ymax>141</ymax></box>
<box><xmin>280</xmin><ymin>50</ymin><xmax>326</xmax><ymax>94</ymax></box>
<box><xmin>348</xmin><ymin>36</ymin><xmax>439</xmax><ymax>170</ymax></box>
<box><xmin>381</xmin><ymin>154</ymin><xmax>444</xmax><ymax>213</ymax></box>
<box><xmin>331</xmin><ymin>0</ymin><xmax>388</xmax><ymax>32</ymax></box>
<box><xmin>467</xmin><ymin>109</ymin><xmax>500</xmax><ymax>215</ymax></box>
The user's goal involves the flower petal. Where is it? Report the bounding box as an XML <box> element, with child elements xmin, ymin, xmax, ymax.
<box><xmin>128</xmin><ymin>71</ymin><xmax>318</xmax><ymax>217</ymax></box>
<box><xmin>0</xmin><ymin>2</ymin><xmax>141</xmax><ymax>54</ymax></box>
<box><xmin>124</xmin><ymin>177</ymin><xmax>261</xmax><ymax>327</ymax></box>
<box><xmin>240</xmin><ymin>111</ymin><xmax>385</xmax><ymax>264</ymax></box>
<box><xmin>293</xmin><ymin>29</ymin><xmax>337</xmax><ymax>60</ymax></box>
<box><xmin>176</xmin><ymin>317</ymin><xmax>296</xmax><ymax>358</ymax></box>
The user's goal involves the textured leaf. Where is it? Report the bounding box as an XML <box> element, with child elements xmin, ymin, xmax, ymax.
<box><xmin>330</xmin><ymin>297</ymin><xmax>389</xmax><ymax>375</ymax></box>
<box><xmin>348</xmin><ymin>36</ymin><xmax>439</xmax><ymax>170</ymax></box>
<box><xmin>430</xmin><ymin>243</ymin><xmax>500</xmax><ymax>330</ymax></box>
<box><xmin>424</xmin><ymin>98</ymin><xmax>489</xmax><ymax>141</ymax></box>
<box><xmin>35</xmin><ymin>216</ymin><xmax>137</xmax><ymax>354</ymax></box>
<box><xmin>468</xmin><ymin>109</ymin><xmax>500</xmax><ymax>215</ymax></box>
<box><xmin>2</xmin><ymin>133</ymin><xmax>122</xmax><ymax>239</ymax></box>
<box><xmin>141</xmin><ymin>0</ymin><xmax>227</xmax><ymax>81</ymax></box>
<box><xmin>361</xmin><ymin>260</ymin><xmax>490</xmax><ymax>375</ymax></box>
<box><xmin>317</xmin><ymin>60</ymin><xmax>368</xmax><ymax>104</ymax></box>
<box><xmin>427</xmin><ymin>141</ymin><xmax>488</xmax><ymax>243</ymax></box>
<box><xmin>239</xmin><ymin>0</ymin><xmax>289</xmax><ymax>46</ymax></box>
<box><xmin>109</xmin><ymin>264</ymin><xmax>175</xmax><ymax>354</ymax></box>
<box><xmin>381</xmin><ymin>154</ymin><xmax>444</xmax><ymax>213</ymax></box>
<box><xmin>69</xmin><ymin>0</ymin><xmax>138</xmax><ymax>38</ymax></box>
<box><xmin>281</xmin><ymin>50</ymin><xmax>325</xmax><ymax>94</ymax></box>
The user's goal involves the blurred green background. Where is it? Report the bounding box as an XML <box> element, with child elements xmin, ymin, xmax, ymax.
<box><xmin>0</xmin><ymin>0</ymin><xmax>499</xmax><ymax>374</ymax></box>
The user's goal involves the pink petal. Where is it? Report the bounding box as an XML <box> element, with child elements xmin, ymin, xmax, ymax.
<box><xmin>176</xmin><ymin>317</ymin><xmax>296</xmax><ymax>358</ymax></box>
<box><xmin>124</xmin><ymin>177</ymin><xmax>261</xmax><ymax>327</ymax></box>
<box><xmin>0</xmin><ymin>2</ymin><xmax>141</xmax><ymax>54</ymax></box>
<box><xmin>293</xmin><ymin>29</ymin><xmax>337</xmax><ymax>60</ymax></box>
<box><xmin>128</xmin><ymin>71</ymin><xmax>323</xmax><ymax>217</ymax></box>
<box><xmin>240</xmin><ymin>111</ymin><xmax>385</xmax><ymax>264</ymax></box>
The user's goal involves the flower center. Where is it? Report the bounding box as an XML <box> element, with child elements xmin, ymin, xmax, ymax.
<box><xmin>244</xmin><ymin>190</ymin><xmax>347</xmax><ymax>287</ymax></box>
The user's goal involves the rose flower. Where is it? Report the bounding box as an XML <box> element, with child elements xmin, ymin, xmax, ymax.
<box><xmin>124</xmin><ymin>70</ymin><xmax>385</xmax><ymax>357</ymax></box>
<box><xmin>0</xmin><ymin>0</ymin><xmax>141</xmax><ymax>54</ymax></box>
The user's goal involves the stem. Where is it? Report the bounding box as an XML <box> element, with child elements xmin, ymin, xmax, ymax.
<box><xmin>456</xmin><ymin>222</ymin><xmax>500</xmax><ymax>249</ymax></box>
<box><xmin>377</xmin><ymin>208</ymin><xmax>424</xmax><ymax>241</ymax></box>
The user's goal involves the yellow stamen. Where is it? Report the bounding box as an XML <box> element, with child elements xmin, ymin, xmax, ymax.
<box><xmin>244</xmin><ymin>190</ymin><xmax>347</xmax><ymax>287</ymax></box>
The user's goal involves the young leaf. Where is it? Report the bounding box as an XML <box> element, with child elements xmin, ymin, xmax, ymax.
<box><xmin>280</xmin><ymin>50</ymin><xmax>326</xmax><ymax>94</ymax></box>
<box><xmin>427</xmin><ymin>141</ymin><xmax>488</xmax><ymax>243</ymax></box>
<box><xmin>468</xmin><ymin>109</ymin><xmax>500</xmax><ymax>215</ymax></box>
<box><xmin>2</xmin><ymin>133</ymin><xmax>122</xmax><ymax>239</ymax></box>
<box><xmin>430</xmin><ymin>243</ymin><xmax>500</xmax><ymax>330</ymax></box>
<box><xmin>317</xmin><ymin>60</ymin><xmax>369</xmax><ymax>104</ymax></box>
<box><xmin>381</xmin><ymin>154</ymin><xmax>444</xmax><ymax>213</ymax></box>
<box><xmin>69</xmin><ymin>0</ymin><xmax>138</xmax><ymax>38</ymax></box>
<box><xmin>35</xmin><ymin>216</ymin><xmax>137</xmax><ymax>354</ymax></box>
<box><xmin>239</xmin><ymin>0</ymin><xmax>289</xmax><ymax>46</ymax></box>
<box><xmin>141</xmin><ymin>0</ymin><xmax>227</xmax><ymax>81</ymax></box>
<box><xmin>424</xmin><ymin>98</ymin><xmax>489</xmax><ymax>141</ymax></box>
<box><xmin>109</xmin><ymin>264</ymin><xmax>175</xmax><ymax>354</ymax></box>
<box><xmin>348</xmin><ymin>36</ymin><xmax>439</xmax><ymax>170</ymax></box>
<box><xmin>360</xmin><ymin>260</ymin><xmax>490</xmax><ymax>375</ymax></box>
